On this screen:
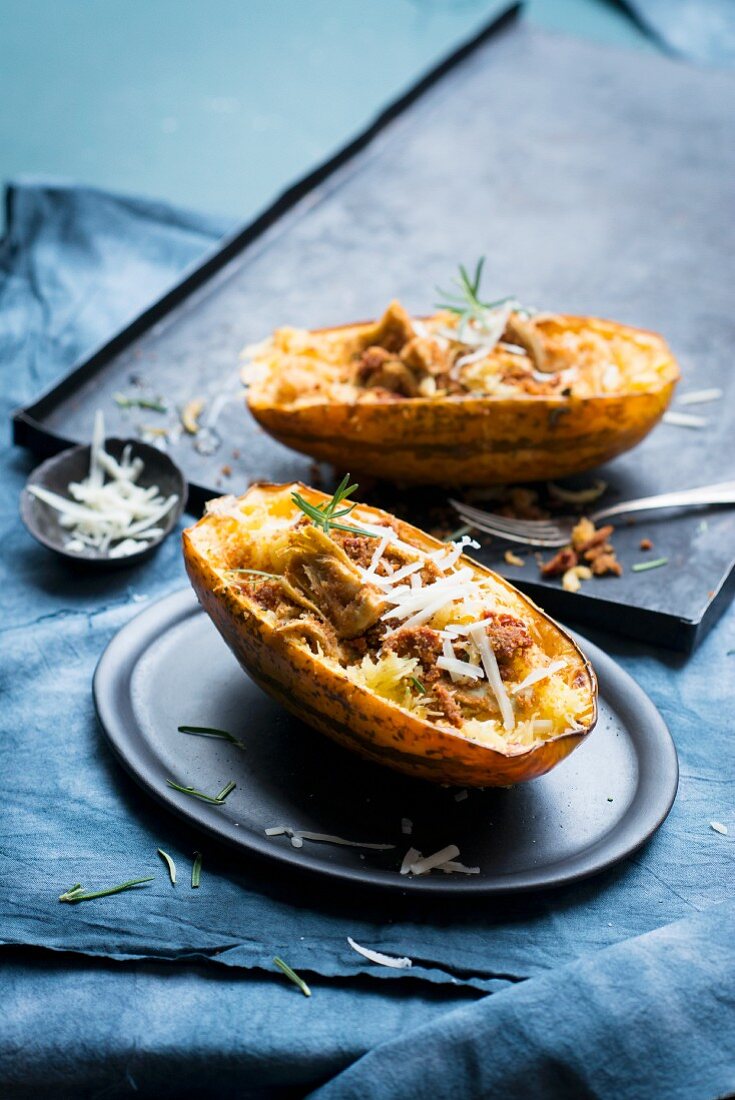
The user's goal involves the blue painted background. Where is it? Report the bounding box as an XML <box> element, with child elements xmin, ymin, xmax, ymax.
<box><xmin>0</xmin><ymin>1</ymin><xmax>649</xmax><ymax>220</ymax></box>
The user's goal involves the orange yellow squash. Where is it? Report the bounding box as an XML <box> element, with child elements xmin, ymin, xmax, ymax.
<box><xmin>183</xmin><ymin>481</ymin><xmax>597</xmax><ymax>787</ymax></box>
<box><xmin>244</xmin><ymin>298</ymin><xmax>679</xmax><ymax>485</ymax></box>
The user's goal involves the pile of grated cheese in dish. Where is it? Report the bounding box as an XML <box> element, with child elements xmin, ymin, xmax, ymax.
<box><xmin>28</xmin><ymin>411</ymin><xmax>179</xmax><ymax>558</ymax></box>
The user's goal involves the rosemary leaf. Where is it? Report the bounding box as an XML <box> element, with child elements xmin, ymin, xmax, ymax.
<box><xmin>291</xmin><ymin>475</ymin><xmax>377</xmax><ymax>539</ymax></box>
<box><xmin>59</xmin><ymin>877</ymin><xmax>154</xmax><ymax>903</ymax></box>
<box><xmin>444</xmin><ymin>523</ymin><xmax>472</xmax><ymax>543</ymax></box>
<box><xmin>631</xmin><ymin>557</ymin><xmax>669</xmax><ymax>573</ymax></box>
<box><xmin>409</xmin><ymin>676</ymin><xmax>427</xmax><ymax>694</ymax></box>
<box><xmin>215</xmin><ymin>781</ymin><xmax>236</xmax><ymax>802</ymax></box>
<box><xmin>191</xmin><ymin>851</ymin><xmax>203</xmax><ymax>889</ymax></box>
<box><xmin>178</xmin><ymin>725</ymin><xmax>246</xmax><ymax>749</ymax></box>
<box><xmin>274</xmin><ymin>956</ymin><xmax>311</xmax><ymax>997</ymax></box>
<box><xmin>435</xmin><ymin>259</ymin><xmax>517</xmax><ymax>332</ymax></box>
<box><xmin>166</xmin><ymin>779</ymin><xmax>235</xmax><ymax>805</ymax></box>
<box><xmin>113</xmin><ymin>392</ymin><xmax>168</xmax><ymax>413</ymax></box>
<box><xmin>157</xmin><ymin>848</ymin><xmax>176</xmax><ymax>885</ymax></box>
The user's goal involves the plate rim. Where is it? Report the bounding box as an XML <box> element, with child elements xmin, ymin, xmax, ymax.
<box><xmin>93</xmin><ymin>587</ymin><xmax>679</xmax><ymax>895</ymax></box>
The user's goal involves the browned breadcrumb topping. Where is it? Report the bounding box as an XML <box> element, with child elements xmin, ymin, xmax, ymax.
<box><xmin>504</xmin><ymin>549</ymin><xmax>525</xmax><ymax>567</ymax></box>
<box><xmin>431</xmin><ymin>683</ymin><xmax>464</xmax><ymax>727</ymax></box>
<box><xmin>232</xmin><ymin>529</ymin><xmax>538</xmax><ymax>728</ymax></box>
<box><xmin>350</xmin><ymin>302</ymin><xmax>574</xmax><ymax>399</ymax></box>
<box><xmin>640</xmin><ymin>537</ymin><xmax>653</xmax><ymax>551</ymax></box>
<box><xmin>540</xmin><ymin>518</ymin><xmax>622</xmax><ymax>586</ymax></box>
<box><xmin>482</xmin><ymin>610</ymin><xmax>533</xmax><ymax>666</ymax></box>
<box><xmin>384</xmin><ymin>626</ymin><xmax>444</xmax><ymax>684</ymax></box>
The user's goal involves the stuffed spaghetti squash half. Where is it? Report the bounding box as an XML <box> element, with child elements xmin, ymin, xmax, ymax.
<box><xmin>244</xmin><ymin>265</ymin><xmax>678</xmax><ymax>485</ymax></box>
<box><xmin>183</xmin><ymin>480</ymin><xmax>597</xmax><ymax>787</ymax></box>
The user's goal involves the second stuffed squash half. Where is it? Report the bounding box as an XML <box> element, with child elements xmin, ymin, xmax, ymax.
<box><xmin>244</xmin><ymin>264</ymin><xmax>679</xmax><ymax>485</ymax></box>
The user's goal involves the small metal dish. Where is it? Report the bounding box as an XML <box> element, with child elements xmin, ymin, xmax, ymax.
<box><xmin>20</xmin><ymin>439</ymin><xmax>188</xmax><ymax>569</ymax></box>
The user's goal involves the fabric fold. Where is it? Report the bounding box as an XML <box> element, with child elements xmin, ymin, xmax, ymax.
<box><xmin>310</xmin><ymin>901</ymin><xmax>735</xmax><ymax>1100</ymax></box>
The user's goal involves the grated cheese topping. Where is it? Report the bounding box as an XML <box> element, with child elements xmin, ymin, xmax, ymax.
<box><xmin>230</xmin><ymin>488</ymin><xmax>589</xmax><ymax>751</ymax></box>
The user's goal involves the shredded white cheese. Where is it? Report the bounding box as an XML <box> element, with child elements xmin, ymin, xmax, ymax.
<box><xmin>677</xmin><ymin>388</ymin><xmax>722</xmax><ymax>406</ymax></box>
<box><xmin>438</xmin><ymin>859</ymin><xmax>480</xmax><ymax>875</ymax></box>
<box><xmin>399</xmin><ymin>846</ymin><xmax>422</xmax><ymax>875</ymax></box>
<box><xmin>399</xmin><ymin>845</ymin><xmax>479</xmax><ymax>876</ymax></box>
<box><xmin>511</xmin><ymin>659</ymin><xmax>567</xmax><ymax>696</ymax></box>
<box><xmin>662</xmin><ymin>411</ymin><xmax>708</xmax><ymax>429</ymax></box>
<box><xmin>347</xmin><ymin>937</ymin><xmax>412</xmax><ymax>969</ymax></box>
<box><xmin>264</xmin><ymin>827</ymin><xmax>395</xmax><ymax>850</ymax></box>
<box><xmin>28</xmin><ymin>410</ymin><xmax>178</xmax><ymax>557</ymax></box>
<box><xmin>710</xmin><ymin>821</ymin><xmax>729</xmax><ymax>836</ymax></box>
<box><xmin>470</xmin><ymin>624</ymin><xmax>515</xmax><ymax>731</ymax></box>
<box><xmin>438</xmin><ymin>638</ymin><xmax>484</xmax><ymax>683</ymax></box>
<box><xmin>408</xmin><ymin>844</ymin><xmax>460</xmax><ymax>876</ymax></box>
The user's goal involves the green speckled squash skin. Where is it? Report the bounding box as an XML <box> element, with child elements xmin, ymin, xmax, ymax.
<box><xmin>183</xmin><ymin>484</ymin><xmax>598</xmax><ymax>788</ymax></box>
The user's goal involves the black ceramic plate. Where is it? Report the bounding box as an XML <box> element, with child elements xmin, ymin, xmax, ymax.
<box><xmin>94</xmin><ymin>589</ymin><xmax>678</xmax><ymax>895</ymax></box>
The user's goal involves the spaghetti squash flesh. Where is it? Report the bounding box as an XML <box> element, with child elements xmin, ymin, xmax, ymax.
<box><xmin>245</xmin><ymin>301</ymin><xmax>678</xmax><ymax>408</ymax></box>
<box><xmin>187</xmin><ymin>484</ymin><xmax>596</xmax><ymax>765</ymax></box>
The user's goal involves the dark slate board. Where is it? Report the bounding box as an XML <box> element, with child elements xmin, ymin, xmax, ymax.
<box><xmin>13</xmin><ymin>14</ymin><xmax>735</xmax><ymax>651</ymax></box>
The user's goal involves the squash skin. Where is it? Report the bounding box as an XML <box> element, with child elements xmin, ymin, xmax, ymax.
<box><xmin>183</xmin><ymin>484</ymin><xmax>598</xmax><ymax>787</ymax></box>
<box><xmin>247</xmin><ymin>316</ymin><xmax>679</xmax><ymax>485</ymax></box>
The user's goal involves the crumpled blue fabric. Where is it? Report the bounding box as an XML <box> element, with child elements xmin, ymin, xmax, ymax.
<box><xmin>624</xmin><ymin>0</ymin><xmax>735</xmax><ymax>66</ymax></box>
<box><xmin>1</xmin><ymin>180</ymin><xmax>734</xmax><ymax>1097</ymax></box>
<box><xmin>311</xmin><ymin>901</ymin><xmax>735</xmax><ymax>1100</ymax></box>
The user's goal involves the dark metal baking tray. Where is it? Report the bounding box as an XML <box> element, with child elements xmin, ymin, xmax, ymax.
<box><xmin>94</xmin><ymin>588</ymin><xmax>678</xmax><ymax>896</ymax></box>
<box><xmin>12</xmin><ymin>10</ymin><xmax>735</xmax><ymax>651</ymax></box>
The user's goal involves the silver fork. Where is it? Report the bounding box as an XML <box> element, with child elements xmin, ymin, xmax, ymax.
<box><xmin>450</xmin><ymin>481</ymin><xmax>735</xmax><ymax>548</ymax></box>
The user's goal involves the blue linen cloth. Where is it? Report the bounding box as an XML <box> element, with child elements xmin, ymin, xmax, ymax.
<box><xmin>626</xmin><ymin>0</ymin><xmax>735</xmax><ymax>66</ymax></box>
<box><xmin>1</xmin><ymin>180</ymin><xmax>734</xmax><ymax>1096</ymax></box>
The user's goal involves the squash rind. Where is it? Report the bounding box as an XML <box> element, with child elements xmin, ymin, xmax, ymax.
<box><xmin>247</xmin><ymin>315</ymin><xmax>679</xmax><ymax>485</ymax></box>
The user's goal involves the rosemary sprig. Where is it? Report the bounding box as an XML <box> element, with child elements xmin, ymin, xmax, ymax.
<box><xmin>436</xmin><ymin>258</ymin><xmax>514</xmax><ymax>319</ymax></box>
<box><xmin>59</xmin><ymin>877</ymin><xmax>154</xmax><ymax>903</ymax></box>
<box><xmin>191</xmin><ymin>851</ymin><xmax>203</xmax><ymax>889</ymax></box>
<box><xmin>632</xmin><ymin>557</ymin><xmax>669</xmax><ymax>573</ymax></box>
<box><xmin>291</xmin><ymin>474</ymin><xmax>377</xmax><ymax>538</ymax></box>
<box><xmin>409</xmin><ymin>676</ymin><xmax>427</xmax><ymax>694</ymax></box>
<box><xmin>113</xmin><ymin>392</ymin><xmax>168</xmax><ymax>413</ymax></box>
<box><xmin>166</xmin><ymin>779</ymin><xmax>236</xmax><ymax>805</ymax></box>
<box><xmin>274</xmin><ymin>956</ymin><xmax>311</xmax><ymax>997</ymax></box>
<box><xmin>178</xmin><ymin>725</ymin><xmax>246</xmax><ymax>749</ymax></box>
<box><xmin>157</xmin><ymin>849</ymin><xmax>177</xmax><ymax>885</ymax></box>
<box><xmin>444</xmin><ymin>523</ymin><xmax>472</xmax><ymax>543</ymax></box>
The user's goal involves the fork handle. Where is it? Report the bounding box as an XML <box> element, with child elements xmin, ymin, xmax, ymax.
<box><xmin>593</xmin><ymin>481</ymin><xmax>735</xmax><ymax>523</ymax></box>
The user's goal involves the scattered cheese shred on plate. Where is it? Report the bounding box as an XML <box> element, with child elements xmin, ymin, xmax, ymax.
<box><xmin>399</xmin><ymin>846</ymin><xmax>422</xmax><ymax>875</ymax></box>
<box><xmin>662</xmin><ymin>411</ymin><xmax>708</xmax><ymax>429</ymax></box>
<box><xmin>710</xmin><ymin>821</ymin><xmax>728</xmax><ymax>836</ymax></box>
<box><xmin>677</xmin><ymin>388</ymin><xmax>722</xmax><ymax>406</ymax></box>
<box><xmin>438</xmin><ymin>860</ymin><xmax>481</xmax><ymax>875</ymax></box>
<box><xmin>347</xmin><ymin>937</ymin><xmax>412</xmax><ymax>969</ymax></box>
<box><xmin>264</xmin><ymin>826</ymin><xmax>395</xmax><ymax>850</ymax></box>
<box><xmin>408</xmin><ymin>844</ymin><xmax>460</xmax><ymax>876</ymax></box>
